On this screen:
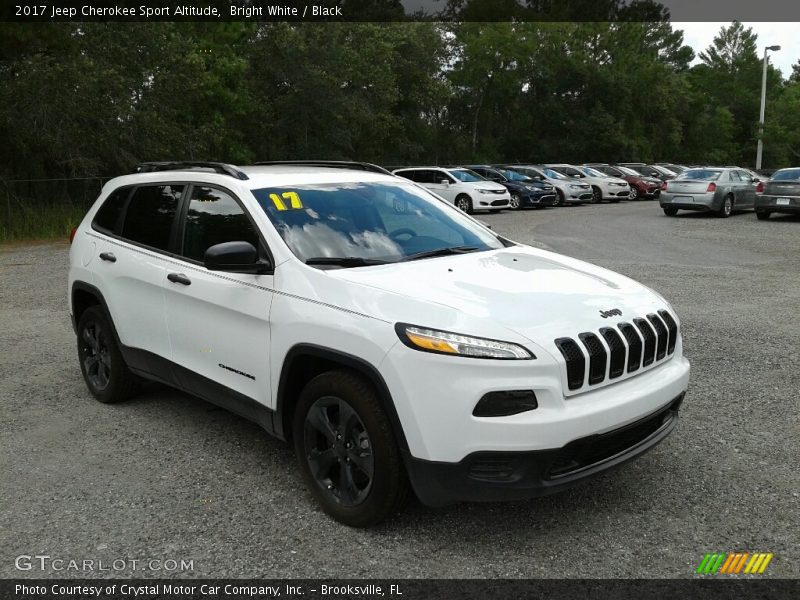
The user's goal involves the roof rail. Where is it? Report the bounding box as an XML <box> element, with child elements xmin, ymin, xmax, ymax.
<box><xmin>252</xmin><ymin>160</ymin><xmax>392</xmax><ymax>175</ymax></box>
<box><xmin>135</xmin><ymin>161</ymin><xmax>249</xmax><ymax>180</ymax></box>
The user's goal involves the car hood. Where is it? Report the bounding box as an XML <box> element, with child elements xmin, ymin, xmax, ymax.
<box><xmin>462</xmin><ymin>181</ymin><xmax>508</xmax><ymax>191</ymax></box>
<box><xmin>326</xmin><ymin>246</ymin><xmax>670</xmax><ymax>347</ymax></box>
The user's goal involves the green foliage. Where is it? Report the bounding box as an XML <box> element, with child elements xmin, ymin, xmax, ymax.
<box><xmin>1</xmin><ymin>20</ymin><xmax>799</xmax><ymax>241</ymax></box>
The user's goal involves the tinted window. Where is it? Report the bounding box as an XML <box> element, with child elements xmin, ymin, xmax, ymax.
<box><xmin>395</xmin><ymin>170</ymin><xmax>418</xmax><ymax>182</ymax></box>
<box><xmin>121</xmin><ymin>185</ymin><xmax>183</xmax><ymax>251</ymax></box>
<box><xmin>181</xmin><ymin>187</ymin><xmax>259</xmax><ymax>262</ymax></box>
<box><xmin>431</xmin><ymin>170</ymin><xmax>452</xmax><ymax>184</ymax></box>
<box><xmin>728</xmin><ymin>171</ymin><xmax>741</xmax><ymax>181</ymax></box>
<box><xmin>93</xmin><ymin>187</ymin><xmax>130</xmax><ymax>233</ymax></box>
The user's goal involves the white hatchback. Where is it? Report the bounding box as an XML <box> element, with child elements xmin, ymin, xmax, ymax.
<box><xmin>392</xmin><ymin>166</ymin><xmax>510</xmax><ymax>213</ymax></box>
<box><xmin>68</xmin><ymin>161</ymin><xmax>689</xmax><ymax>527</ymax></box>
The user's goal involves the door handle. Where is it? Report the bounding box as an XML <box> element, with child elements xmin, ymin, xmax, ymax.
<box><xmin>167</xmin><ymin>273</ymin><xmax>191</xmax><ymax>286</ymax></box>
<box><xmin>99</xmin><ymin>252</ymin><xmax>116</xmax><ymax>263</ymax></box>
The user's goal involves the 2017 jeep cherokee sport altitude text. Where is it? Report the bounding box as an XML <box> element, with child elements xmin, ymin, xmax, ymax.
<box><xmin>68</xmin><ymin>161</ymin><xmax>690</xmax><ymax>527</ymax></box>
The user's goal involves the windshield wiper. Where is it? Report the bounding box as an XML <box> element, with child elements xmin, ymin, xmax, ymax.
<box><xmin>400</xmin><ymin>246</ymin><xmax>481</xmax><ymax>262</ymax></box>
<box><xmin>305</xmin><ymin>256</ymin><xmax>393</xmax><ymax>268</ymax></box>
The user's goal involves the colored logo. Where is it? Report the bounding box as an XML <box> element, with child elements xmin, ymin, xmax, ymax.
<box><xmin>696</xmin><ymin>552</ymin><xmax>773</xmax><ymax>575</ymax></box>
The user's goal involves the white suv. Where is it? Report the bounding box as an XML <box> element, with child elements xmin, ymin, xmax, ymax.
<box><xmin>392</xmin><ymin>166</ymin><xmax>510</xmax><ymax>213</ymax></box>
<box><xmin>68</xmin><ymin>160</ymin><xmax>690</xmax><ymax>527</ymax></box>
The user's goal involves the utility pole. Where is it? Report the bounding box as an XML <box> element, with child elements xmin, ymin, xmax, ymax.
<box><xmin>756</xmin><ymin>45</ymin><xmax>781</xmax><ymax>170</ymax></box>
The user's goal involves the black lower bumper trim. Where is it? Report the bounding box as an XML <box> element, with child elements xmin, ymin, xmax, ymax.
<box><xmin>405</xmin><ymin>393</ymin><xmax>684</xmax><ymax>506</ymax></box>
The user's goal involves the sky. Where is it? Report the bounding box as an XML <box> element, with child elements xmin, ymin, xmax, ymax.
<box><xmin>675</xmin><ymin>22</ymin><xmax>799</xmax><ymax>77</ymax></box>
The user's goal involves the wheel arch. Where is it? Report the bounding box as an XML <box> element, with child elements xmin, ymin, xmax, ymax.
<box><xmin>275</xmin><ymin>344</ymin><xmax>410</xmax><ymax>452</ymax></box>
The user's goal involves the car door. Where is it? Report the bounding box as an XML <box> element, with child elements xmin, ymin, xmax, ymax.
<box><xmin>92</xmin><ymin>183</ymin><xmax>183</xmax><ymax>364</ymax></box>
<box><xmin>427</xmin><ymin>169</ymin><xmax>458</xmax><ymax>204</ymax></box>
<box><xmin>736</xmin><ymin>170</ymin><xmax>756</xmax><ymax>207</ymax></box>
<box><xmin>163</xmin><ymin>183</ymin><xmax>274</xmax><ymax>409</ymax></box>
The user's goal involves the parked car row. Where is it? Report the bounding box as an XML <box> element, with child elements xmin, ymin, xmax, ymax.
<box><xmin>390</xmin><ymin>163</ymin><xmax>665</xmax><ymax>213</ymax></box>
<box><xmin>388</xmin><ymin>162</ymin><xmax>800</xmax><ymax>222</ymax></box>
<box><xmin>659</xmin><ymin>166</ymin><xmax>800</xmax><ymax>220</ymax></box>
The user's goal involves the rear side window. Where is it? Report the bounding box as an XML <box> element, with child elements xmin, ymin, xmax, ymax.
<box><xmin>181</xmin><ymin>186</ymin><xmax>259</xmax><ymax>262</ymax></box>
<box><xmin>394</xmin><ymin>170</ymin><xmax>417</xmax><ymax>182</ymax></box>
<box><xmin>92</xmin><ymin>187</ymin><xmax>130</xmax><ymax>233</ymax></box>
<box><xmin>121</xmin><ymin>185</ymin><xmax>183</xmax><ymax>251</ymax></box>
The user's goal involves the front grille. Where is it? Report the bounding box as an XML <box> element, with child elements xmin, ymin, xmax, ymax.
<box><xmin>554</xmin><ymin>311</ymin><xmax>678</xmax><ymax>393</ymax></box>
<box><xmin>547</xmin><ymin>395</ymin><xmax>681</xmax><ymax>478</ymax></box>
<box><xmin>488</xmin><ymin>189</ymin><xmax>507</xmax><ymax>194</ymax></box>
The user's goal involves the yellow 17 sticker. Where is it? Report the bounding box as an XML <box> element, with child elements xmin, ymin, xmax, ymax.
<box><xmin>269</xmin><ymin>191</ymin><xmax>303</xmax><ymax>210</ymax></box>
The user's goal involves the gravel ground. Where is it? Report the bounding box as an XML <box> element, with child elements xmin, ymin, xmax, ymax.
<box><xmin>1</xmin><ymin>202</ymin><xmax>798</xmax><ymax>579</ymax></box>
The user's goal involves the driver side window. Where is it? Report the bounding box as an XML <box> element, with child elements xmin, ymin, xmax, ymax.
<box><xmin>181</xmin><ymin>186</ymin><xmax>260</xmax><ymax>263</ymax></box>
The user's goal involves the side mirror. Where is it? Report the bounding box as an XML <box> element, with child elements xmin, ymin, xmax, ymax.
<box><xmin>751</xmin><ymin>176</ymin><xmax>760</xmax><ymax>183</ymax></box>
<box><xmin>204</xmin><ymin>241</ymin><xmax>271</xmax><ymax>274</ymax></box>
<box><xmin>440</xmin><ymin>179</ymin><xmax>450</xmax><ymax>185</ymax></box>
<box><xmin>535</xmin><ymin>175</ymin><xmax>544</xmax><ymax>181</ymax></box>
<box><xmin>572</xmin><ymin>174</ymin><xmax>581</xmax><ymax>178</ymax></box>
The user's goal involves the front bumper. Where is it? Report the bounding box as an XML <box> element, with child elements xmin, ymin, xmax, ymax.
<box><xmin>755</xmin><ymin>194</ymin><xmax>800</xmax><ymax>214</ymax></box>
<box><xmin>407</xmin><ymin>393</ymin><xmax>683</xmax><ymax>505</ymax></box>
<box><xmin>523</xmin><ymin>192</ymin><xmax>556</xmax><ymax>207</ymax></box>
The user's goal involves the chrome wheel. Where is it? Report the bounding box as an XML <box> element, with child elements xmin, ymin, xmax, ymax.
<box><xmin>303</xmin><ymin>396</ymin><xmax>374</xmax><ymax>507</ymax></box>
<box><xmin>510</xmin><ymin>193</ymin><xmax>522</xmax><ymax>210</ymax></box>
<box><xmin>455</xmin><ymin>196</ymin><xmax>472</xmax><ymax>213</ymax></box>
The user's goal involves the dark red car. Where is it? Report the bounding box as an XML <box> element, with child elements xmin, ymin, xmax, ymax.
<box><xmin>584</xmin><ymin>164</ymin><xmax>662</xmax><ymax>200</ymax></box>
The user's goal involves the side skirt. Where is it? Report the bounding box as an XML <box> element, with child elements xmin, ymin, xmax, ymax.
<box><xmin>121</xmin><ymin>346</ymin><xmax>277</xmax><ymax>437</ymax></box>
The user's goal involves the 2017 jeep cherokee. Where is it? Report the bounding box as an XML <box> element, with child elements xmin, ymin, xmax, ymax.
<box><xmin>68</xmin><ymin>161</ymin><xmax>690</xmax><ymax>527</ymax></box>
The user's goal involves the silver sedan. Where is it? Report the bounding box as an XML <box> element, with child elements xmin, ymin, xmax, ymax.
<box><xmin>659</xmin><ymin>167</ymin><xmax>758</xmax><ymax>218</ymax></box>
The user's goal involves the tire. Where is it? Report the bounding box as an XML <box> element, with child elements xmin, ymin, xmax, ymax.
<box><xmin>509</xmin><ymin>193</ymin><xmax>523</xmax><ymax>210</ymax></box>
<box><xmin>554</xmin><ymin>189</ymin><xmax>565</xmax><ymax>207</ymax></box>
<box><xmin>455</xmin><ymin>194</ymin><xmax>473</xmax><ymax>214</ymax></box>
<box><xmin>76</xmin><ymin>305</ymin><xmax>138</xmax><ymax>404</ymax></box>
<box><xmin>293</xmin><ymin>370</ymin><xmax>409</xmax><ymax>527</ymax></box>
<box><xmin>630</xmin><ymin>187</ymin><xmax>639</xmax><ymax>201</ymax></box>
<box><xmin>756</xmin><ymin>210</ymin><xmax>770</xmax><ymax>220</ymax></box>
<box><xmin>718</xmin><ymin>195</ymin><xmax>733</xmax><ymax>218</ymax></box>
<box><xmin>591</xmin><ymin>186</ymin><xmax>602</xmax><ymax>204</ymax></box>
<box><xmin>663</xmin><ymin>207</ymin><xmax>678</xmax><ymax>216</ymax></box>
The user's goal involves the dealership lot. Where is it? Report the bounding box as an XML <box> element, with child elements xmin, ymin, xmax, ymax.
<box><xmin>1</xmin><ymin>202</ymin><xmax>797</xmax><ymax>578</ymax></box>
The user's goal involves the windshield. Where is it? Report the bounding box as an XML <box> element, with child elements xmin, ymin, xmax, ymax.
<box><xmin>448</xmin><ymin>168</ymin><xmax>485</xmax><ymax>182</ymax></box>
<box><xmin>617</xmin><ymin>166</ymin><xmax>640</xmax><ymax>177</ymax></box>
<box><xmin>498</xmin><ymin>168</ymin><xmax>533</xmax><ymax>182</ymax></box>
<box><xmin>676</xmin><ymin>169</ymin><xmax>722</xmax><ymax>181</ymax></box>
<box><xmin>652</xmin><ymin>165</ymin><xmax>676</xmax><ymax>176</ymax></box>
<box><xmin>252</xmin><ymin>182</ymin><xmax>503</xmax><ymax>266</ymax></box>
<box><xmin>581</xmin><ymin>167</ymin><xmax>606</xmax><ymax>178</ymax></box>
<box><xmin>772</xmin><ymin>169</ymin><xmax>800</xmax><ymax>181</ymax></box>
<box><xmin>541</xmin><ymin>168</ymin><xmax>566</xmax><ymax>180</ymax></box>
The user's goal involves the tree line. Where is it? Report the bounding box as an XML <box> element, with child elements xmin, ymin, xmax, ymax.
<box><xmin>1</xmin><ymin>19</ymin><xmax>799</xmax><ymax>205</ymax></box>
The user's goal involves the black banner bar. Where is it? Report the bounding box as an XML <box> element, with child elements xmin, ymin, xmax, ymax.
<box><xmin>3</xmin><ymin>0</ymin><xmax>800</xmax><ymax>22</ymax></box>
<box><xmin>3</xmin><ymin>579</ymin><xmax>800</xmax><ymax>600</ymax></box>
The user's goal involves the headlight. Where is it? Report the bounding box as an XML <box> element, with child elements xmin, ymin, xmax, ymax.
<box><xmin>476</xmin><ymin>188</ymin><xmax>496</xmax><ymax>194</ymax></box>
<box><xmin>569</xmin><ymin>184</ymin><xmax>583</xmax><ymax>189</ymax></box>
<box><xmin>395</xmin><ymin>324</ymin><xmax>534</xmax><ymax>359</ymax></box>
<box><xmin>524</xmin><ymin>185</ymin><xmax>539</xmax><ymax>191</ymax></box>
<box><xmin>610</xmin><ymin>182</ymin><xmax>627</xmax><ymax>187</ymax></box>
